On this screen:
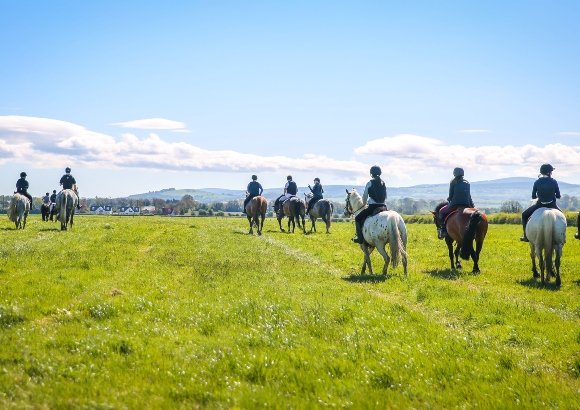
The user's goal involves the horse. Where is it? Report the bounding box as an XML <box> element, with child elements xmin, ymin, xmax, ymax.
<box><xmin>8</xmin><ymin>193</ymin><xmax>30</xmax><ymax>229</ymax></box>
<box><xmin>49</xmin><ymin>202</ymin><xmax>57</xmax><ymax>222</ymax></box>
<box><xmin>345</xmin><ymin>189</ymin><xmax>407</xmax><ymax>276</ymax></box>
<box><xmin>245</xmin><ymin>195</ymin><xmax>268</xmax><ymax>235</ymax></box>
<box><xmin>277</xmin><ymin>196</ymin><xmax>306</xmax><ymax>233</ymax></box>
<box><xmin>56</xmin><ymin>189</ymin><xmax>78</xmax><ymax>231</ymax></box>
<box><xmin>41</xmin><ymin>203</ymin><xmax>51</xmax><ymax>222</ymax></box>
<box><xmin>305</xmin><ymin>194</ymin><xmax>334</xmax><ymax>234</ymax></box>
<box><xmin>432</xmin><ymin>203</ymin><xmax>488</xmax><ymax>274</ymax></box>
<box><xmin>575</xmin><ymin>211</ymin><xmax>579</xmax><ymax>240</ymax></box>
<box><xmin>525</xmin><ymin>207</ymin><xmax>567</xmax><ymax>286</ymax></box>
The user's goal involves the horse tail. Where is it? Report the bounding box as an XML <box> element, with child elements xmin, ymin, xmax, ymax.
<box><xmin>59</xmin><ymin>191</ymin><xmax>68</xmax><ymax>224</ymax></box>
<box><xmin>460</xmin><ymin>211</ymin><xmax>481</xmax><ymax>260</ymax></box>
<box><xmin>388</xmin><ymin>214</ymin><xmax>405</xmax><ymax>268</ymax></box>
<box><xmin>326</xmin><ymin>201</ymin><xmax>334</xmax><ymax>221</ymax></box>
<box><xmin>542</xmin><ymin>211</ymin><xmax>556</xmax><ymax>267</ymax></box>
<box><xmin>9</xmin><ymin>196</ymin><xmax>17</xmax><ymax>222</ymax></box>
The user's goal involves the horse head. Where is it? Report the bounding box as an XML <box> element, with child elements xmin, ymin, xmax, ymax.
<box><xmin>344</xmin><ymin>189</ymin><xmax>363</xmax><ymax>217</ymax></box>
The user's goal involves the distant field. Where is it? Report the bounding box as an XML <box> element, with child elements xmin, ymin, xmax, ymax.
<box><xmin>1</xmin><ymin>215</ymin><xmax>579</xmax><ymax>408</ymax></box>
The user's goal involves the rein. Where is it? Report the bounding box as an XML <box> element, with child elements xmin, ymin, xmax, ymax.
<box><xmin>346</xmin><ymin>195</ymin><xmax>365</xmax><ymax>216</ymax></box>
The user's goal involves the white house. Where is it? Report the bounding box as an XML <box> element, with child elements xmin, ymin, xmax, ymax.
<box><xmin>90</xmin><ymin>205</ymin><xmax>113</xmax><ymax>215</ymax></box>
<box><xmin>119</xmin><ymin>206</ymin><xmax>140</xmax><ymax>215</ymax></box>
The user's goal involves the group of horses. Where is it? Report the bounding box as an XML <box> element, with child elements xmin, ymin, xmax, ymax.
<box><xmin>244</xmin><ymin>194</ymin><xmax>333</xmax><ymax>236</ymax></box>
<box><xmin>8</xmin><ymin>189</ymin><xmax>78</xmax><ymax>231</ymax></box>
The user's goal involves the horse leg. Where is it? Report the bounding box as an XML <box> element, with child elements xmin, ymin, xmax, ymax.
<box><xmin>310</xmin><ymin>217</ymin><xmax>315</xmax><ymax>233</ymax></box>
<box><xmin>539</xmin><ymin>248</ymin><xmax>545</xmax><ymax>285</ymax></box>
<box><xmin>454</xmin><ymin>244</ymin><xmax>462</xmax><ymax>270</ymax></box>
<box><xmin>247</xmin><ymin>215</ymin><xmax>253</xmax><ymax>234</ymax></box>
<box><xmin>361</xmin><ymin>245</ymin><xmax>373</xmax><ymax>275</ymax></box>
<box><xmin>554</xmin><ymin>245</ymin><xmax>562</xmax><ymax>286</ymax></box>
<box><xmin>375</xmin><ymin>242</ymin><xmax>391</xmax><ymax>276</ymax></box>
<box><xmin>23</xmin><ymin>213</ymin><xmax>27</xmax><ymax>229</ymax></box>
<box><xmin>445</xmin><ymin>238</ymin><xmax>454</xmax><ymax>270</ymax></box>
<box><xmin>277</xmin><ymin>216</ymin><xmax>285</xmax><ymax>232</ymax></box>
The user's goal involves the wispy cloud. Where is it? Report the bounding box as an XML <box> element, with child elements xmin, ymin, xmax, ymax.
<box><xmin>0</xmin><ymin>116</ymin><xmax>366</xmax><ymax>176</ymax></box>
<box><xmin>112</xmin><ymin>118</ymin><xmax>190</xmax><ymax>132</ymax></box>
<box><xmin>558</xmin><ymin>131</ymin><xmax>580</xmax><ymax>136</ymax></box>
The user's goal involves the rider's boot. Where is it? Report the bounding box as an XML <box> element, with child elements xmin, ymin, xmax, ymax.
<box><xmin>352</xmin><ymin>221</ymin><xmax>364</xmax><ymax>244</ymax></box>
<box><xmin>520</xmin><ymin>222</ymin><xmax>529</xmax><ymax>242</ymax></box>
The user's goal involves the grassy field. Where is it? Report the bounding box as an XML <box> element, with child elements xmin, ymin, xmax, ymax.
<box><xmin>0</xmin><ymin>215</ymin><xmax>579</xmax><ymax>409</ymax></box>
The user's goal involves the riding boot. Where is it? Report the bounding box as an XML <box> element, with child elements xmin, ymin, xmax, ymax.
<box><xmin>520</xmin><ymin>221</ymin><xmax>529</xmax><ymax>242</ymax></box>
<box><xmin>352</xmin><ymin>221</ymin><xmax>364</xmax><ymax>244</ymax></box>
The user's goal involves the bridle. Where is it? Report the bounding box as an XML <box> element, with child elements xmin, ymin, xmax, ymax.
<box><xmin>345</xmin><ymin>193</ymin><xmax>364</xmax><ymax>216</ymax></box>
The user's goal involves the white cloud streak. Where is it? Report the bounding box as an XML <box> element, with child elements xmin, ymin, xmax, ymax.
<box><xmin>112</xmin><ymin>118</ymin><xmax>190</xmax><ymax>132</ymax></box>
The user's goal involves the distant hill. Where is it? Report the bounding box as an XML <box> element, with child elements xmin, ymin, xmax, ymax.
<box><xmin>128</xmin><ymin>178</ymin><xmax>580</xmax><ymax>209</ymax></box>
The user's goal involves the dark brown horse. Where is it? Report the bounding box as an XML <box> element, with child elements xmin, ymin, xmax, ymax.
<box><xmin>41</xmin><ymin>203</ymin><xmax>51</xmax><ymax>221</ymax></box>
<box><xmin>245</xmin><ymin>196</ymin><xmax>268</xmax><ymax>235</ymax></box>
<box><xmin>432</xmin><ymin>203</ymin><xmax>488</xmax><ymax>273</ymax></box>
<box><xmin>277</xmin><ymin>196</ymin><xmax>306</xmax><ymax>233</ymax></box>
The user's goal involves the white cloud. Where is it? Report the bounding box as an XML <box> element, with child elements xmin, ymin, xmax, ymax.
<box><xmin>112</xmin><ymin>118</ymin><xmax>190</xmax><ymax>132</ymax></box>
<box><xmin>558</xmin><ymin>131</ymin><xmax>580</xmax><ymax>136</ymax></box>
<box><xmin>457</xmin><ymin>129</ymin><xmax>490</xmax><ymax>133</ymax></box>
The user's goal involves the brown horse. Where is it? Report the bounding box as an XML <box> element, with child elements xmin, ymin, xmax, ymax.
<box><xmin>277</xmin><ymin>196</ymin><xmax>306</xmax><ymax>233</ymax></box>
<box><xmin>41</xmin><ymin>203</ymin><xmax>51</xmax><ymax>221</ymax></box>
<box><xmin>245</xmin><ymin>196</ymin><xmax>268</xmax><ymax>235</ymax></box>
<box><xmin>432</xmin><ymin>203</ymin><xmax>488</xmax><ymax>273</ymax></box>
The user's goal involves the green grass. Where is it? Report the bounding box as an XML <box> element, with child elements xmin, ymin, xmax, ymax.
<box><xmin>1</xmin><ymin>215</ymin><xmax>579</xmax><ymax>408</ymax></box>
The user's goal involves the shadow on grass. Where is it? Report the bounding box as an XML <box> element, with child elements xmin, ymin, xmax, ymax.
<box><xmin>517</xmin><ymin>277</ymin><xmax>561</xmax><ymax>291</ymax></box>
<box><xmin>342</xmin><ymin>274</ymin><xmax>387</xmax><ymax>283</ymax></box>
<box><xmin>38</xmin><ymin>227</ymin><xmax>60</xmax><ymax>232</ymax></box>
<box><xmin>425</xmin><ymin>268</ymin><xmax>461</xmax><ymax>280</ymax></box>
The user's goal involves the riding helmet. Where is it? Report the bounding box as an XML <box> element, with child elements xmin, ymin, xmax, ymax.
<box><xmin>540</xmin><ymin>163</ymin><xmax>554</xmax><ymax>175</ymax></box>
<box><xmin>53</xmin><ymin>190</ymin><xmax>56</xmax><ymax>193</ymax></box>
<box><xmin>65</xmin><ymin>167</ymin><xmax>71</xmax><ymax>173</ymax></box>
<box><xmin>453</xmin><ymin>167</ymin><xmax>465</xmax><ymax>177</ymax></box>
<box><xmin>370</xmin><ymin>165</ymin><xmax>382</xmax><ymax>177</ymax></box>
<box><xmin>287</xmin><ymin>175</ymin><xmax>292</xmax><ymax>181</ymax></box>
<box><xmin>46</xmin><ymin>192</ymin><xmax>49</xmax><ymax>196</ymax></box>
<box><xmin>314</xmin><ymin>177</ymin><xmax>320</xmax><ymax>182</ymax></box>
<box><xmin>251</xmin><ymin>175</ymin><xmax>257</xmax><ymax>180</ymax></box>
<box><xmin>20</xmin><ymin>171</ymin><xmax>27</xmax><ymax>177</ymax></box>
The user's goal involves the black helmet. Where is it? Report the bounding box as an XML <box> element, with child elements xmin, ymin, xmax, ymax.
<box><xmin>52</xmin><ymin>190</ymin><xmax>56</xmax><ymax>193</ymax></box>
<box><xmin>539</xmin><ymin>164</ymin><xmax>554</xmax><ymax>175</ymax></box>
<box><xmin>453</xmin><ymin>167</ymin><xmax>464</xmax><ymax>177</ymax></box>
<box><xmin>287</xmin><ymin>175</ymin><xmax>292</xmax><ymax>181</ymax></box>
<box><xmin>314</xmin><ymin>177</ymin><xmax>320</xmax><ymax>183</ymax></box>
<box><xmin>370</xmin><ymin>165</ymin><xmax>381</xmax><ymax>177</ymax></box>
<box><xmin>65</xmin><ymin>167</ymin><xmax>71</xmax><ymax>173</ymax></box>
<box><xmin>46</xmin><ymin>192</ymin><xmax>49</xmax><ymax>196</ymax></box>
<box><xmin>251</xmin><ymin>175</ymin><xmax>257</xmax><ymax>180</ymax></box>
<box><xmin>20</xmin><ymin>171</ymin><xmax>27</xmax><ymax>178</ymax></box>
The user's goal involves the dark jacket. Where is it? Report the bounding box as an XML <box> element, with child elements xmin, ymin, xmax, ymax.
<box><xmin>309</xmin><ymin>183</ymin><xmax>324</xmax><ymax>198</ymax></box>
<box><xmin>247</xmin><ymin>181</ymin><xmax>263</xmax><ymax>196</ymax></box>
<box><xmin>286</xmin><ymin>181</ymin><xmax>298</xmax><ymax>195</ymax></box>
<box><xmin>367</xmin><ymin>178</ymin><xmax>386</xmax><ymax>204</ymax></box>
<box><xmin>448</xmin><ymin>177</ymin><xmax>474</xmax><ymax>208</ymax></box>
<box><xmin>60</xmin><ymin>174</ymin><xmax>76</xmax><ymax>190</ymax></box>
<box><xmin>532</xmin><ymin>176</ymin><xmax>560</xmax><ymax>204</ymax></box>
<box><xmin>16</xmin><ymin>178</ymin><xmax>29</xmax><ymax>192</ymax></box>
<box><xmin>50</xmin><ymin>193</ymin><xmax>57</xmax><ymax>203</ymax></box>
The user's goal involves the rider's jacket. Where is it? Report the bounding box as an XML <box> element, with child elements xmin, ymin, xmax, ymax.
<box><xmin>364</xmin><ymin>178</ymin><xmax>386</xmax><ymax>205</ymax></box>
<box><xmin>60</xmin><ymin>174</ymin><xmax>76</xmax><ymax>190</ymax></box>
<box><xmin>50</xmin><ymin>193</ymin><xmax>57</xmax><ymax>203</ymax></box>
<box><xmin>286</xmin><ymin>181</ymin><xmax>298</xmax><ymax>195</ymax></box>
<box><xmin>532</xmin><ymin>176</ymin><xmax>560</xmax><ymax>204</ymax></box>
<box><xmin>309</xmin><ymin>183</ymin><xmax>324</xmax><ymax>198</ymax></box>
<box><xmin>247</xmin><ymin>181</ymin><xmax>263</xmax><ymax>196</ymax></box>
<box><xmin>16</xmin><ymin>178</ymin><xmax>29</xmax><ymax>192</ymax></box>
<box><xmin>42</xmin><ymin>195</ymin><xmax>50</xmax><ymax>204</ymax></box>
<box><xmin>448</xmin><ymin>177</ymin><xmax>474</xmax><ymax>208</ymax></box>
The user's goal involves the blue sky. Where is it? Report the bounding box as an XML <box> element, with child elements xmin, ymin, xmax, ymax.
<box><xmin>1</xmin><ymin>0</ymin><xmax>579</xmax><ymax>197</ymax></box>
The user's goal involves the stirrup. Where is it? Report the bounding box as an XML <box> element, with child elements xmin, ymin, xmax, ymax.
<box><xmin>351</xmin><ymin>236</ymin><xmax>364</xmax><ymax>244</ymax></box>
<box><xmin>520</xmin><ymin>236</ymin><xmax>529</xmax><ymax>242</ymax></box>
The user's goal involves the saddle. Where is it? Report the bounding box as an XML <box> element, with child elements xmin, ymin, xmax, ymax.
<box><xmin>371</xmin><ymin>205</ymin><xmax>388</xmax><ymax>217</ymax></box>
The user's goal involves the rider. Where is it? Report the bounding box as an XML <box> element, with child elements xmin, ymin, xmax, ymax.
<box><xmin>520</xmin><ymin>164</ymin><xmax>561</xmax><ymax>242</ymax></box>
<box><xmin>352</xmin><ymin>165</ymin><xmax>387</xmax><ymax>244</ymax></box>
<box><xmin>50</xmin><ymin>189</ymin><xmax>57</xmax><ymax>204</ymax></box>
<box><xmin>42</xmin><ymin>192</ymin><xmax>50</xmax><ymax>205</ymax></box>
<box><xmin>15</xmin><ymin>172</ymin><xmax>34</xmax><ymax>208</ymax></box>
<box><xmin>242</xmin><ymin>174</ymin><xmax>263</xmax><ymax>213</ymax></box>
<box><xmin>306</xmin><ymin>177</ymin><xmax>324</xmax><ymax>215</ymax></box>
<box><xmin>60</xmin><ymin>167</ymin><xmax>81</xmax><ymax>209</ymax></box>
<box><xmin>437</xmin><ymin>167</ymin><xmax>474</xmax><ymax>238</ymax></box>
<box><xmin>274</xmin><ymin>175</ymin><xmax>298</xmax><ymax>216</ymax></box>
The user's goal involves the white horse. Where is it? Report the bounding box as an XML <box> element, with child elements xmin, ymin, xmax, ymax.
<box><xmin>345</xmin><ymin>189</ymin><xmax>408</xmax><ymax>276</ymax></box>
<box><xmin>9</xmin><ymin>193</ymin><xmax>30</xmax><ymax>229</ymax></box>
<box><xmin>525</xmin><ymin>207</ymin><xmax>567</xmax><ymax>286</ymax></box>
<box><xmin>56</xmin><ymin>189</ymin><xmax>78</xmax><ymax>231</ymax></box>
<box><xmin>305</xmin><ymin>194</ymin><xmax>334</xmax><ymax>234</ymax></box>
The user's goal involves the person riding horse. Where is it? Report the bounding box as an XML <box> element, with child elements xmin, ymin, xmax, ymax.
<box><xmin>242</xmin><ymin>175</ymin><xmax>263</xmax><ymax>214</ymax></box>
<box><xmin>352</xmin><ymin>165</ymin><xmax>387</xmax><ymax>244</ymax></box>
<box><xmin>437</xmin><ymin>167</ymin><xmax>474</xmax><ymax>239</ymax></box>
<box><xmin>306</xmin><ymin>177</ymin><xmax>324</xmax><ymax>215</ymax></box>
<box><xmin>520</xmin><ymin>163</ymin><xmax>561</xmax><ymax>242</ymax></box>
<box><xmin>60</xmin><ymin>167</ymin><xmax>81</xmax><ymax>209</ymax></box>
<box><xmin>15</xmin><ymin>172</ymin><xmax>34</xmax><ymax>209</ymax></box>
<box><xmin>274</xmin><ymin>175</ymin><xmax>298</xmax><ymax>216</ymax></box>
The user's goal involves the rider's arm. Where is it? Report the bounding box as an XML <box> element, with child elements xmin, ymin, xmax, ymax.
<box><xmin>258</xmin><ymin>183</ymin><xmax>263</xmax><ymax>195</ymax></box>
<box><xmin>362</xmin><ymin>182</ymin><xmax>370</xmax><ymax>206</ymax></box>
<box><xmin>531</xmin><ymin>180</ymin><xmax>538</xmax><ymax>199</ymax></box>
<box><xmin>554</xmin><ymin>180</ymin><xmax>561</xmax><ymax>199</ymax></box>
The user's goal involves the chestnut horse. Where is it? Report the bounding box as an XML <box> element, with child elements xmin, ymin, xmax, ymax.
<box><xmin>277</xmin><ymin>196</ymin><xmax>306</xmax><ymax>233</ymax></box>
<box><xmin>245</xmin><ymin>195</ymin><xmax>268</xmax><ymax>236</ymax></box>
<box><xmin>432</xmin><ymin>203</ymin><xmax>488</xmax><ymax>273</ymax></box>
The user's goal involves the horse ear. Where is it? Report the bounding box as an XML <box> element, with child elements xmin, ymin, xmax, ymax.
<box><xmin>345</xmin><ymin>189</ymin><xmax>349</xmax><ymax>194</ymax></box>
